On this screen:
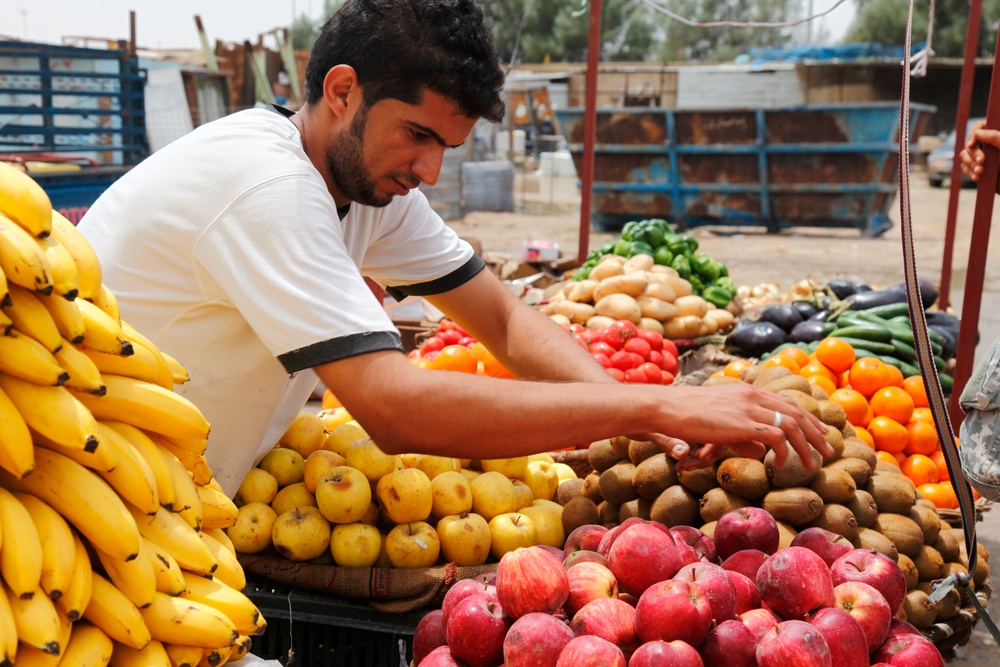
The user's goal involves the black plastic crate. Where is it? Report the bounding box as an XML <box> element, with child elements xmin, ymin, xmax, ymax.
<box><xmin>244</xmin><ymin>580</ymin><xmax>431</xmax><ymax>667</ymax></box>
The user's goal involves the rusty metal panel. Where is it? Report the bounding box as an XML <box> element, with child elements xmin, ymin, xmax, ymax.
<box><xmin>680</xmin><ymin>154</ymin><xmax>759</xmax><ymax>184</ymax></box>
<box><xmin>593</xmin><ymin>191</ymin><xmax>673</xmax><ymax>218</ymax></box>
<box><xmin>566</xmin><ymin>111</ymin><xmax>667</xmax><ymax>145</ymax></box>
<box><xmin>675</xmin><ymin>112</ymin><xmax>757</xmax><ymax>144</ymax></box>
<box><xmin>768</xmin><ymin>154</ymin><xmax>879</xmax><ymax>185</ymax></box>
<box><xmin>771</xmin><ymin>193</ymin><xmax>869</xmax><ymax>221</ymax></box>
<box><xmin>682</xmin><ymin>192</ymin><xmax>763</xmax><ymax>220</ymax></box>
<box><xmin>766</xmin><ymin>110</ymin><xmax>849</xmax><ymax>144</ymax></box>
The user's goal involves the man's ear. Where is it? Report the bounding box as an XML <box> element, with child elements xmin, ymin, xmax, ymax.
<box><xmin>322</xmin><ymin>64</ymin><xmax>359</xmax><ymax>121</ymax></box>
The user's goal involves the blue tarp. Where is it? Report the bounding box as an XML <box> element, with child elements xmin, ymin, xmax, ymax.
<box><xmin>737</xmin><ymin>42</ymin><xmax>929</xmax><ymax>65</ymax></box>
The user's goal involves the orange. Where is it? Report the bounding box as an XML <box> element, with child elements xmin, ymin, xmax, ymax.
<box><xmin>919</xmin><ymin>482</ymin><xmax>958</xmax><ymax>509</ymax></box>
<box><xmin>469</xmin><ymin>341</ymin><xmax>490</xmax><ymax>362</ymax></box>
<box><xmin>410</xmin><ymin>356</ymin><xmax>433</xmax><ymax>369</ymax></box>
<box><xmin>800</xmin><ymin>359</ymin><xmax>838</xmax><ymax>384</ymax></box>
<box><xmin>861</xmin><ymin>403</ymin><xmax>874</xmax><ymax>428</ymax></box>
<box><xmin>901</xmin><ymin>454</ymin><xmax>939</xmax><ymax>486</ymax></box>
<box><xmin>904</xmin><ymin>419</ymin><xmax>940</xmax><ymax>456</ymax></box>
<box><xmin>815</xmin><ymin>337</ymin><xmax>856</xmax><ymax>374</ymax></box>
<box><xmin>870</xmin><ymin>386</ymin><xmax>915</xmax><ymax>424</ymax></box>
<box><xmin>429</xmin><ymin>345</ymin><xmax>479</xmax><ymax>373</ymax></box>
<box><xmin>875</xmin><ymin>450</ymin><xmax>901</xmax><ymax>467</ymax></box>
<box><xmin>853</xmin><ymin>426</ymin><xmax>875</xmax><ymax>449</ymax></box>
<box><xmin>776</xmin><ymin>346</ymin><xmax>811</xmax><ymax>369</ymax></box>
<box><xmin>839</xmin><ymin>370</ymin><xmax>852</xmax><ymax>388</ymax></box>
<box><xmin>321</xmin><ymin>387</ymin><xmax>343</xmax><ymax>411</ymax></box>
<box><xmin>806</xmin><ymin>374</ymin><xmax>837</xmax><ymax>398</ymax></box>
<box><xmin>902</xmin><ymin>375</ymin><xmax>929</xmax><ymax>408</ymax></box>
<box><xmin>848</xmin><ymin>357</ymin><xmax>894</xmax><ymax>398</ymax></box>
<box><xmin>724</xmin><ymin>359</ymin><xmax>752</xmax><ymax>378</ymax></box>
<box><xmin>910</xmin><ymin>407</ymin><xmax>933</xmax><ymax>423</ymax></box>
<box><xmin>480</xmin><ymin>349</ymin><xmax>514</xmax><ymax>379</ymax></box>
<box><xmin>895</xmin><ymin>451</ymin><xmax>907</xmax><ymax>465</ymax></box>
<box><xmin>930</xmin><ymin>449</ymin><xmax>950</xmax><ymax>482</ymax></box>
<box><xmin>884</xmin><ymin>364</ymin><xmax>904</xmax><ymax>388</ymax></box>
<box><xmin>829</xmin><ymin>387</ymin><xmax>870</xmax><ymax>427</ymax></box>
<box><xmin>867</xmin><ymin>415</ymin><xmax>909</xmax><ymax>454</ymax></box>
<box><xmin>762</xmin><ymin>355</ymin><xmax>801</xmax><ymax>374</ymax></box>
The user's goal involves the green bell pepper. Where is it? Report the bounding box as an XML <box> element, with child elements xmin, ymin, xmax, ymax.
<box><xmin>670</xmin><ymin>254</ymin><xmax>692</xmax><ymax>279</ymax></box>
<box><xmin>703</xmin><ymin>285</ymin><xmax>734</xmax><ymax>308</ymax></box>
<box><xmin>653</xmin><ymin>245</ymin><xmax>674</xmax><ymax>266</ymax></box>
<box><xmin>629</xmin><ymin>241</ymin><xmax>655</xmax><ymax>257</ymax></box>
<box><xmin>691</xmin><ymin>253</ymin><xmax>721</xmax><ymax>283</ymax></box>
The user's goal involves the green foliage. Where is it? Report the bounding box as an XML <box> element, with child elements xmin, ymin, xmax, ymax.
<box><xmin>290</xmin><ymin>0</ymin><xmax>345</xmax><ymax>50</ymax></box>
<box><xmin>845</xmin><ymin>0</ymin><xmax>1000</xmax><ymax>57</ymax></box>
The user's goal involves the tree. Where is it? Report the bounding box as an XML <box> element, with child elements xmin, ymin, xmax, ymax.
<box><xmin>845</xmin><ymin>0</ymin><xmax>1000</xmax><ymax>57</ymax></box>
<box><xmin>291</xmin><ymin>0</ymin><xmax>345</xmax><ymax>50</ymax></box>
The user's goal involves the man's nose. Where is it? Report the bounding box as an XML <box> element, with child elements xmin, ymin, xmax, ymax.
<box><xmin>411</xmin><ymin>145</ymin><xmax>445</xmax><ymax>187</ymax></box>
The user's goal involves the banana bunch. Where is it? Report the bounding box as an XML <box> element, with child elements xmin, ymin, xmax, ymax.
<box><xmin>0</xmin><ymin>165</ymin><xmax>258</xmax><ymax>665</ymax></box>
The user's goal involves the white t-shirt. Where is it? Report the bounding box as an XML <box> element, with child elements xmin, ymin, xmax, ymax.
<box><xmin>79</xmin><ymin>107</ymin><xmax>483</xmax><ymax>496</ymax></box>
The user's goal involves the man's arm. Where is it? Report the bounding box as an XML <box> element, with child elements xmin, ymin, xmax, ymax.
<box><xmin>959</xmin><ymin>121</ymin><xmax>1000</xmax><ymax>194</ymax></box>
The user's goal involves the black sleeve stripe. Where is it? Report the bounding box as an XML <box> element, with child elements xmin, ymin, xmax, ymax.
<box><xmin>384</xmin><ymin>255</ymin><xmax>486</xmax><ymax>302</ymax></box>
<box><xmin>277</xmin><ymin>331</ymin><xmax>404</xmax><ymax>374</ymax></box>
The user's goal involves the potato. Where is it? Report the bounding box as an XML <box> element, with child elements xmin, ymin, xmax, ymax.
<box><xmin>674</xmin><ymin>295</ymin><xmax>711</xmax><ymax>318</ymax></box>
<box><xmin>586</xmin><ymin>315</ymin><xmax>616</xmax><ymax>330</ymax></box>
<box><xmin>636</xmin><ymin>296</ymin><xmax>678</xmax><ymax>322</ymax></box>
<box><xmin>552</xmin><ymin>300</ymin><xmax>596</xmax><ymax>324</ymax></box>
<box><xmin>549</xmin><ymin>314</ymin><xmax>571</xmax><ymax>327</ymax></box>
<box><xmin>594</xmin><ymin>293</ymin><xmax>642</xmax><ymax>324</ymax></box>
<box><xmin>565</xmin><ymin>279</ymin><xmax>599</xmax><ymax>303</ymax></box>
<box><xmin>662</xmin><ymin>315</ymin><xmax>702</xmax><ymax>339</ymax></box>
<box><xmin>593</xmin><ymin>274</ymin><xmax>648</xmax><ymax>302</ymax></box>
<box><xmin>638</xmin><ymin>317</ymin><xmax>665</xmax><ymax>334</ymax></box>
<box><xmin>589</xmin><ymin>256</ymin><xmax>626</xmax><ymax>281</ymax></box>
<box><xmin>649</xmin><ymin>265</ymin><xmax>680</xmax><ymax>277</ymax></box>
<box><xmin>622</xmin><ymin>254</ymin><xmax>655</xmax><ymax>274</ymax></box>
<box><xmin>662</xmin><ymin>276</ymin><xmax>693</xmax><ymax>298</ymax></box>
<box><xmin>642</xmin><ymin>281</ymin><xmax>677</xmax><ymax>303</ymax></box>
<box><xmin>704</xmin><ymin>308</ymin><xmax>735</xmax><ymax>330</ymax></box>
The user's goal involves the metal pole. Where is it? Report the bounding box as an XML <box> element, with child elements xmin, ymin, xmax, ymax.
<box><xmin>577</xmin><ymin>0</ymin><xmax>603</xmax><ymax>266</ymax></box>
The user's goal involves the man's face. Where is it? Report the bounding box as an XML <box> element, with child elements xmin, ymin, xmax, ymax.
<box><xmin>324</xmin><ymin>89</ymin><xmax>478</xmax><ymax>208</ymax></box>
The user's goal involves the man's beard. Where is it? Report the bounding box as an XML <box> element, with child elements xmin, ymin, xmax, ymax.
<box><xmin>325</xmin><ymin>105</ymin><xmax>393</xmax><ymax>208</ymax></box>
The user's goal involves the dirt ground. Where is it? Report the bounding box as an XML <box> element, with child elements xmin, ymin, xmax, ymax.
<box><xmin>445</xmin><ymin>170</ymin><xmax>1000</xmax><ymax>663</ymax></box>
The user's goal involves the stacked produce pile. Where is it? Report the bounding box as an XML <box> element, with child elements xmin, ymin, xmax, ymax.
<box><xmin>0</xmin><ymin>163</ymin><xmax>257</xmax><ymax>665</ymax></box>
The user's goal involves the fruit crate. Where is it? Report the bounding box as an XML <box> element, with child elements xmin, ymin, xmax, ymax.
<box><xmin>243</xmin><ymin>579</ymin><xmax>429</xmax><ymax>666</ymax></box>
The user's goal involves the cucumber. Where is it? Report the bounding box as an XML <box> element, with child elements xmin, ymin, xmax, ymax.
<box><xmin>899</xmin><ymin>361</ymin><xmax>920</xmax><ymax>378</ymax></box>
<box><xmin>864</xmin><ymin>302</ymin><xmax>911</xmax><ymax>320</ymax></box>
<box><xmin>890</xmin><ymin>338</ymin><xmax>917</xmax><ymax>362</ymax></box>
<box><xmin>837</xmin><ymin>337</ymin><xmax>896</xmax><ymax>356</ymax></box>
<box><xmin>884</xmin><ymin>322</ymin><xmax>944</xmax><ymax>351</ymax></box>
<box><xmin>853</xmin><ymin>311</ymin><xmax>894</xmax><ymax>327</ymax></box>
<box><xmin>829</xmin><ymin>324</ymin><xmax>894</xmax><ymax>344</ymax></box>
<box><xmin>940</xmin><ymin>372</ymin><xmax>954</xmax><ymax>393</ymax></box>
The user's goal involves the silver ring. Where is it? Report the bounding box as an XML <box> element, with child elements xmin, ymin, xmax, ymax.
<box><xmin>772</xmin><ymin>411</ymin><xmax>784</xmax><ymax>428</ymax></box>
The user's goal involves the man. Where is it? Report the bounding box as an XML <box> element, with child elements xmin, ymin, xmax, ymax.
<box><xmin>80</xmin><ymin>0</ymin><xmax>829</xmax><ymax>497</ymax></box>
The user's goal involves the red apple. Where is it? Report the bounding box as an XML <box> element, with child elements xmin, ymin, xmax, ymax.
<box><xmin>608</xmin><ymin>523</ymin><xmax>683</xmax><ymax>596</ymax></box>
<box><xmin>807</xmin><ymin>606</ymin><xmax>869</xmax><ymax>667</ymax></box>
<box><xmin>791</xmin><ymin>527</ymin><xmax>855</xmax><ymax>568</ymax></box>
<box><xmin>556</xmin><ymin>634</ymin><xmax>626</xmax><ymax>667</ymax></box>
<box><xmin>565</xmin><ymin>561</ymin><xmax>619</xmax><ymax>617</ymax></box>
<box><xmin>670</xmin><ymin>525</ymin><xmax>718</xmax><ymax>563</ymax></box>
<box><xmin>413</xmin><ymin>609</ymin><xmax>447</xmax><ymax>665</ymax></box>
<box><xmin>700</xmin><ymin>618</ymin><xmax>758</xmax><ymax>667</ymax></box>
<box><xmin>597</xmin><ymin>516</ymin><xmax>648</xmax><ymax>557</ymax></box>
<box><xmin>741</xmin><ymin>607</ymin><xmax>782</xmax><ymax>642</ymax></box>
<box><xmin>726</xmin><ymin>570</ymin><xmax>762</xmax><ymax>614</ymax></box>
<box><xmin>721</xmin><ymin>548</ymin><xmax>770</xmax><ymax>581</ymax></box>
<box><xmin>714</xmin><ymin>507</ymin><xmax>779</xmax><ymax>559</ymax></box>
<box><xmin>635</xmin><ymin>579</ymin><xmax>713</xmax><ymax>646</ymax></box>
<box><xmin>830</xmin><ymin>548</ymin><xmax>906</xmax><ymax>614</ymax></box>
<box><xmin>674</xmin><ymin>561</ymin><xmax>737</xmax><ymax>624</ymax></box>
<box><xmin>870</xmin><ymin>632</ymin><xmax>944</xmax><ymax>667</ymax></box>
<box><xmin>445</xmin><ymin>592</ymin><xmax>512</xmax><ymax>667</ymax></box>
<box><xmin>496</xmin><ymin>546</ymin><xmax>569</xmax><ymax>619</ymax></box>
<box><xmin>536</xmin><ymin>544</ymin><xmax>567</xmax><ymax>560</ymax></box>
<box><xmin>756</xmin><ymin>619</ymin><xmax>833</xmax><ymax>667</ymax></box>
<box><xmin>564</xmin><ymin>524</ymin><xmax>609</xmax><ymax>557</ymax></box>
<box><xmin>832</xmin><ymin>580</ymin><xmax>892</xmax><ymax>653</ymax></box>
<box><xmin>502</xmin><ymin>612</ymin><xmax>575</xmax><ymax>667</ymax></box>
<box><xmin>562</xmin><ymin>549</ymin><xmax>608</xmax><ymax>570</ymax></box>
<box><xmin>756</xmin><ymin>546</ymin><xmax>835</xmax><ymax>620</ymax></box>
<box><xmin>630</xmin><ymin>639</ymin><xmax>705</xmax><ymax>667</ymax></box>
<box><xmin>442</xmin><ymin>578</ymin><xmax>492</xmax><ymax>639</ymax></box>
<box><xmin>886</xmin><ymin>618</ymin><xmax>922</xmax><ymax>639</ymax></box>
<box><xmin>417</xmin><ymin>645</ymin><xmax>465</xmax><ymax>667</ymax></box>
<box><xmin>569</xmin><ymin>597</ymin><xmax>639</xmax><ymax>658</ymax></box>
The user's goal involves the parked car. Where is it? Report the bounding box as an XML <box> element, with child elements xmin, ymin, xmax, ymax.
<box><xmin>927</xmin><ymin>118</ymin><xmax>986</xmax><ymax>188</ymax></box>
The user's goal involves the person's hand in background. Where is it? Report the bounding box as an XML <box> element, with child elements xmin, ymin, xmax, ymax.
<box><xmin>958</xmin><ymin>120</ymin><xmax>1000</xmax><ymax>194</ymax></box>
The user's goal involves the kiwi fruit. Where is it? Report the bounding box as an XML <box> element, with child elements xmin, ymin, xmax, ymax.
<box><xmin>902</xmin><ymin>589</ymin><xmax>937</xmax><ymax>628</ymax></box>
<box><xmin>907</xmin><ymin>504</ymin><xmax>942</xmax><ymax>545</ymax></box>
<box><xmin>973</xmin><ymin>553</ymin><xmax>990</xmax><ymax>588</ymax></box>
<box><xmin>560</xmin><ymin>496</ymin><xmax>600</xmax><ymax>534</ymax></box>
<box><xmin>678</xmin><ymin>466</ymin><xmax>719</xmax><ymax>495</ymax></box>
<box><xmin>762</xmin><ymin>374</ymin><xmax>813</xmax><ymax>395</ymax></box>
<box><xmin>776</xmin><ymin>521</ymin><xmax>798</xmax><ymax>550</ymax></box>
<box><xmin>599</xmin><ymin>462</ymin><xmax>639</xmax><ymax>505</ymax></box>
<box><xmin>931</xmin><ymin>529</ymin><xmax>961</xmax><ymax>564</ymax></box>
<box><xmin>822</xmin><ymin>427</ymin><xmax>845</xmax><ymax>465</ymax></box>
<box><xmin>582</xmin><ymin>472</ymin><xmax>604</xmax><ymax>504</ymax></box>
<box><xmin>632</xmin><ymin>454</ymin><xmax>678</xmax><ymax>500</ymax></box>
<box><xmin>852</xmin><ymin>527</ymin><xmax>899</xmax><ymax>562</ymax></box>
<box><xmin>717</xmin><ymin>457</ymin><xmax>771</xmax><ymax>500</ymax></box>
<box><xmin>806</xmin><ymin>504</ymin><xmax>859</xmax><ymax>542</ymax></box>
<box><xmin>809</xmin><ymin>467</ymin><xmax>857</xmax><ymax>504</ymax></box>
<box><xmin>817</xmin><ymin>400</ymin><xmax>848</xmax><ymax>429</ymax></box>
<box><xmin>777</xmin><ymin>389</ymin><xmax>822</xmax><ymax>419</ymax></box>
<box><xmin>598</xmin><ymin>500</ymin><xmax>621</xmax><ymax>526</ymax></box>
<box><xmin>844</xmin><ymin>489</ymin><xmax>878</xmax><ymax>528</ymax></box>
<box><xmin>703</xmin><ymin>376</ymin><xmax>742</xmax><ymax>387</ymax></box>
<box><xmin>874</xmin><ymin>461</ymin><xmax>906</xmax><ymax>477</ymax></box>
<box><xmin>619</xmin><ymin>497</ymin><xmax>652</xmax><ymax>523</ymax></box>
<box><xmin>700</xmin><ymin>521</ymin><xmax>717</xmax><ymax>539</ymax></box>
<box><xmin>913</xmin><ymin>544</ymin><xmax>946</xmax><ymax>582</ymax></box>
<box><xmin>609</xmin><ymin>435</ymin><xmax>632</xmax><ymax>459</ymax></box>
<box><xmin>737</xmin><ymin>364</ymin><xmax>766</xmax><ymax>384</ymax></box>
<box><xmin>865</xmin><ymin>474</ymin><xmax>917</xmax><ymax>515</ymax></box>
<box><xmin>872</xmin><ymin>513</ymin><xmax>924</xmax><ymax>557</ymax></box>
<box><xmin>924</xmin><ymin>583</ymin><xmax>961</xmax><ymax>620</ymax></box>
<box><xmin>650</xmin><ymin>485</ymin><xmax>699</xmax><ymax>528</ymax></box>
<box><xmin>699</xmin><ymin>487</ymin><xmax>751</xmax><ymax>523</ymax></box>
<box><xmin>842</xmin><ymin>438</ymin><xmax>877</xmax><ymax>469</ymax></box>
<box><xmin>915</xmin><ymin>497</ymin><xmax>938</xmax><ymax>512</ymax></box>
<box><xmin>897</xmin><ymin>553</ymin><xmax>919</xmax><ymax>590</ymax></box>
<box><xmin>810</xmin><ymin>384</ymin><xmax>831</xmax><ymax>401</ymax></box>
<box><xmin>588</xmin><ymin>439</ymin><xmax>623</xmax><ymax>473</ymax></box>
<box><xmin>751</xmin><ymin>366</ymin><xmax>792</xmax><ymax>388</ymax></box>
<box><xmin>827</xmin><ymin>457</ymin><xmax>872</xmax><ymax>488</ymax></box>
<box><xmin>841</xmin><ymin>422</ymin><xmax>858</xmax><ymax>439</ymax></box>
<box><xmin>628</xmin><ymin>439</ymin><xmax>661</xmax><ymax>465</ymax></box>
<box><xmin>761</xmin><ymin>487</ymin><xmax>824</xmax><ymax>525</ymax></box>
<box><xmin>764</xmin><ymin>447</ymin><xmax>822</xmax><ymax>488</ymax></box>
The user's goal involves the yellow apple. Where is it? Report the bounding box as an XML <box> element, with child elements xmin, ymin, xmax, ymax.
<box><xmin>324</xmin><ymin>421</ymin><xmax>370</xmax><ymax>457</ymax></box>
<box><xmin>314</xmin><ymin>465</ymin><xmax>372</xmax><ymax>524</ymax></box>
<box><xmin>303</xmin><ymin>450</ymin><xmax>347</xmax><ymax>493</ymax></box>
<box><xmin>511</xmin><ymin>480</ymin><xmax>535</xmax><ymax>510</ymax></box>
<box><xmin>278</xmin><ymin>412</ymin><xmax>326</xmax><ymax>458</ymax></box>
<box><xmin>234</xmin><ymin>468</ymin><xmax>278</xmax><ymax>506</ymax></box>
<box><xmin>469</xmin><ymin>471</ymin><xmax>518</xmax><ymax>522</ymax></box>
<box><xmin>330</xmin><ymin>522</ymin><xmax>383</xmax><ymax>568</ymax></box>
<box><xmin>415</xmin><ymin>455</ymin><xmax>461</xmax><ymax>479</ymax></box>
<box><xmin>270</xmin><ymin>482</ymin><xmax>317</xmax><ymax>517</ymax></box>
<box><xmin>460</xmin><ymin>468</ymin><xmax>482</xmax><ymax>484</ymax></box>
<box><xmin>227</xmin><ymin>502</ymin><xmax>277</xmax><ymax>554</ymax></box>
<box><xmin>257</xmin><ymin>447</ymin><xmax>305</xmax><ymax>487</ymax></box>
<box><xmin>399</xmin><ymin>453</ymin><xmax>422</xmax><ymax>469</ymax></box>
<box><xmin>345</xmin><ymin>439</ymin><xmax>399</xmax><ymax>482</ymax></box>
<box><xmin>436</xmin><ymin>512</ymin><xmax>491</xmax><ymax>566</ymax></box>
<box><xmin>488</xmin><ymin>512</ymin><xmax>537</xmax><ymax>560</ymax></box>
<box><xmin>480</xmin><ymin>456</ymin><xmax>529</xmax><ymax>479</ymax></box>
<box><xmin>521</xmin><ymin>460</ymin><xmax>560</xmax><ymax>501</ymax></box>
<box><xmin>430</xmin><ymin>470</ymin><xmax>473</xmax><ymax>519</ymax></box>
<box><xmin>458</xmin><ymin>458</ymin><xmax>472</xmax><ymax>469</ymax></box>
<box><xmin>527</xmin><ymin>452</ymin><xmax>555</xmax><ymax>464</ymax></box>
<box><xmin>376</xmin><ymin>468</ymin><xmax>433</xmax><ymax>524</ymax></box>
<box><xmin>552</xmin><ymin>462</ymin><xmax>579</xmax><ymax>483</ymax></box>
<box><xmin>271</xmin><ymin>506</ymin><xmax>331</xmax><ymax>562</ymax></box>
<box><xmin>318</xmin><ymin>406</ymin><xmax>353</xmax><ymax>433</ymax></box>
<box><xmin>519</xmin><ymin>502</ymin><xmax>565</xmax><ymax>548</ymax></box>
<box><xmin>360</xmin><ymin>502</ymin><xmax>381</xmax><ymax>526</ymax></box>
<box><xmin>375</xmin><ymin>533</ymin><xmax>393</xmax><ymax>568</ymax></box>
<box><xmin>385</xmin><ymin>521</ymin><xmax>441</xmax><ymax>568</ymax></box>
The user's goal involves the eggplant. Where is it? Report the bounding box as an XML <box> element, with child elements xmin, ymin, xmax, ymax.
<box><xmin>790</xmin><ymin>301</ymin><xmax>818</xmax><ymax>321</ymax></box>
<box><xmin>929</xmin><ymin>325</ymin><xmax>958</xmax><ymax>360</ymax></box>
<box><xmin>827</xmin><ymin>279</ymin><xmax>859</xmax><ymax>300</ymax></box>
<box><xmin>808</xmin><ymin>309</ymin><xmax>831</xmax><ymax>322</ymax></box>
<box><xmin>758</xmin><ymin>304</ymin><xmax>803</xmax><ymax>333</ymax></box>
<box><xmin>726</xmin><ymin>321</ymin><xmax>787</xmax><ymax>359</ymax></box>
<box><xmin>925</xmin><ymin>311</ymin><xmax>961</xmax><ymax>331</ymax></box>
<box><xmin>848</xmin><ymin>280</ymin><xmax>939</xmax><ymax>311</ymax></box>
<box><xmin>788</xmin><ymin>320</ymin><xmax>830</xmax><ymax>344</ymax></box>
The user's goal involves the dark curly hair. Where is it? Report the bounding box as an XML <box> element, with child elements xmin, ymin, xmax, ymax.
<box><xmin>304</xmin><ymin>0</ymin><xmax>505</xmax><ymax>123</ymax></box>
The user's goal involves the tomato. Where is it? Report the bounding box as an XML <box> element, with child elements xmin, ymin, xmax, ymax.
<box><xmin>591</xmin><ymin>341</ymin><xmax>616</xmax><ymax>358</ymax></box>
<box><xmin>592</xmin><ymin>352</ymin><xmax>612</xmax><ymax>368</ymax></box>
<box><xmin>610</xmin><ymin>320</ymin><xmax>639</xmax><ymax>340</ymax></box>
<box><xmin>624</xmin><ymin>368</ymin><xmax>648</xmax><ymax>383</ymax></box>
<box><xmin>627</xmin><ymin>352</ymin><xmax>646</xmax><ymax>368</ymax></box>
<box><xmin>660</xmin><ymin>370</ymin><xmax>676</xmax><ymax>385</ymax></box>
<box><xmin>636</xmin><ymin>329</ymin><xmax>664</xmax><ymax>352</ymax></box>
<box><xmin>607</xmin><ymin>367</ymin><xmax>625</xmax><ymax>382</ymax></box>
<box><xmin>660</xmin><ymin>353</ymin><xmax>679</xmax><ymax>375</ymax></box>
<box><xmin>638</xmin><ymin>362</ymin><xmax>662</xmax><ymax>384</ymax></box>
<box><xmin>623</xmin><ymin>337</ymin><xmax>652</xmax><ymax>360</ymax></box>
<box><xmin>438</xmin><ymin>329</ymin><xmax>463</xmax><ymax>346</ymax></box>
<box><xmin>610</xmin><ymin>350</ymin><xmax>636</xmax><ymax>372</ymax></box>
<box><xmin>597</xmin><ymin>327</ymin><xmax>625</xmax><ymax>349</ymax></box>
<box><xmin>420</xmin><ymin>336</ymin><xmax>445</xmax><ymax>354</ymax></box>
<box><xmin>567</xmin><ymin>323</ymin><xmax>586</xmax><ymax>335</ymax></box>
<box><xmin>649</xmin><ymin>350</ymin><xmax>664</xmax><ymax>367</ymax></box>
<box><xmin>458</xmin><ymin>336</ymin><xmax>477</xmax><ymax>347</ymax></box>
<box><xmin>660</xmin><ymin>338</ymin><xmax>679</xmax><ymax>358</ymax></box>
<box><xmin>572</xmin><ymin>333</ymin><xmax>590</xmax><ymax>350</ymax></box>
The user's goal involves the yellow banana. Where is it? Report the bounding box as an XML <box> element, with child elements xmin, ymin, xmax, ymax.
<box><xmin>91</xmin><ymin>282</ymin><xmax>120</xmax><ymax>324</ymax></box>
<box><xmin>0</xmin><ymin>579</ymin><xmax>16</xmax><ymax>665</ymax></box>
<box><xmin>152</xmin><ymin>433</ymin><xmax>207</xmax><ymax>456</ymax></box>
<box><xmin>35</xmin><ymin>235</ymin><xmax>79</xmax><ymax>300</ymax></box>
<box><xmin>0</xmin><ymin>372</ymin><xmax>98</xmax><ymax>451</ymax></box>
<box><xmin>2</xmin><ymin>284</ymin><xmax>61</xmax><ymax>353</ymax></box>
<box><xmin>0</xmin><ymin>264</ymin><xmax>9</xmax><ymax>306</ymax></box>
<box><xmin>150</xmin><ymin>433</ymin><xmax>212</xmax><ymax>486</ymax></box>
<box><xmin>5</xmin><ymin>584</ymin><xmax>61</xmax><ymax>655</ymax></box>
<box><xmin>84</xmin><ymin>572</ymin><xmax>151</xmax><ymax>651</ymax></box>
<box><xmin>55</xmin><ymin>339</ymin><xmax>106</xmax><ymax>395</ymax></box>
<box><xmin>196</xmin><ymin>531</ymin><xmax>245</xmax><ymax>592</ymax></box>
<box><xmin>57</xmin><ymin>530</ymin><xmax>93</xmax><ymax>621</ymax></box>
<box><xmin>142</xmin><ymin>537</ymin><xmax>186</xmax><ymax>596</ymax></box>
<box><xmin>197</xmin><ymin>484</ymin><xmax>238</xmax><ymax>530</ymax></box>
<box><xmin>178</xmin><ymin>573</ymin><xmax>264</xmax><ymax>637</ymax></box>
<box><xmin>81</xmin><ymin>342</ymin><xmax>161</xmax><ymax>384</ymax></box>
<box><xmin>127</xmin><ymin>505</ymin><xmax>216</xmax><ymax>576</ymax></box>
<box><xmin>198</xmin><ymin>645</ymin><xmax>233</xmax><ymax>667</ymax></box>
<box><xmin>0</xmin><ymin>330</ymin><xmax>69</xmax><ymax>386</ymax></box>
<box><xmin>0</xmin><ymin>383</ymin><xmax>34</xmax><ymax>479</ymax></box>
<box><xmin>95</xmin><ymin>422</ymin><xmax>159</xmax><ymax>515</ymax></box>
<box><xmin>38</xmin><ymin>292</ymin><xmax>86</xmax><ymax>344</ymax></box>
<box><xmin>76</xmin><ymin>299</ymin><xmax>132</xmax><ymax>356</ymax></box>
<box><xmin>164</xmin><ymin>643</ymin><xmax>205</xmax><ymax>667</ymax></box>
<box><xmin>0</xmin><ymin>212</ymin><xmax>53</xmax><ymax>293</ymax></box>
<box><xmin>0</xmin><ymin>447</ymin><xmax>140</xmax><ymax>561</ymax></box>
<box><xmin>0</xmin><ymin>161</ymin><xmax>53</xmax><ymax>238</ymax></box>
<box><xmin>0</xmin><ymin>487</ymin><xmax>43</xmax><ymax>599</ymax></box>
<box><xmin>32</xmin><ymin>425</ymin><xmax>118</xmax><ymax>473</ymax></box>
<box><xmin>160</xmin><ymin>351</ymin><xmax>190</xmax><ymax>385</ymax></box>
<box><xmin>231</xmin><ymin>635</ymin><xmax>251</xmax><ymax>662</ymax></box>
<box><xmin>139</xmin><ymin>592</ymin><xmax>238</xmax><ymax>650</ymax></box>
<box><xmin>49</xmin><ymin>210</ymin><xmax>101</xmax><ymax>301</ymax></box>
<box><xmin>120</xmin><ymin>321</ymin><xmax>174</xmax><ymax>389</ymax></box>
<box><xmin>201</xmin><ymin>527</ymin><xmax>236</xmax><ymax>557</ymax></box>
<box><xmin>11</xmin><ymin>606</ymin><xmax>70</xmax><ymax>667</ymax></box>
<box><xmin>163</xmin><ymin>450</ymin><xmax>202</xmax><ymax>531</ymax></box>
<box><xmin>0</xmin><ymin>307</ymin><xmax>11</xmax><ymax>334</ymax></box>
<box><xmin>59</xmin><ymin>621</ymin><xmax>114</xmax><ymax>667</ymax></box>
<box><xmin>94</xmin><ymin>539</ymin><xmax>157</xmax><ymax>610</ymax></box>
<box><xmin>13</xmin><ymin>493</ymin><xmax>75</xmax><ymax>603</ymax></box>
<box><xmin>102</xmin><ymin>422</ymin><xmax>176</xmax><ymax>511</ymax></box>
<box><xmin>109</xmin><ymin>638</ymin><xmax>172</xmax><ymax>667</ymax></box>
<box><xmin>72</xmin><ymin>374</ymin><xmax>210</xmax><ymax>441</ymax></box>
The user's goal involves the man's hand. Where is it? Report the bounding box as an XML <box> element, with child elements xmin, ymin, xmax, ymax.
<box><xmin>959</xmin><ymin>120</ymin><xmax>1000</xmax><ymax>194</ymax></box>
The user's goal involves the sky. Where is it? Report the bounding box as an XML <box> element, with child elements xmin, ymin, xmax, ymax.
<box><xmin>0</xmin><ymin>0</ymin><xmax>857</xmax><ymax>51</ymax></box>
